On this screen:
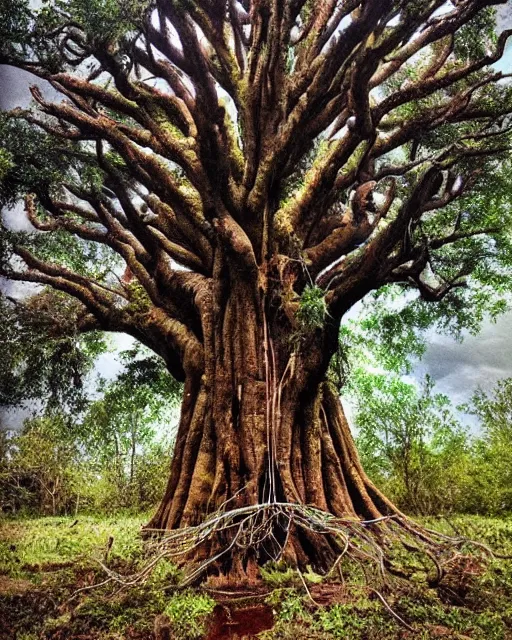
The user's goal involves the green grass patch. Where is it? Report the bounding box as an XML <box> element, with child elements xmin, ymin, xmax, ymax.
<box><xmin>1</xmin><ymin>513</ymin><xmax>512</xmax><ymax>639</ymax></box>
<box><xmin>163</xmin><ymin>590</ymin><xmax>216</xmax><ymax>639</ymax></box>
<box><xmin>0</xmin><ymin>513</ymin><xmax>148</xmax><ymax>578</ymax></box>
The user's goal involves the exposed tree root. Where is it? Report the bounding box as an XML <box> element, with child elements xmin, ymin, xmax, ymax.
<box><xmin>66</xmin><ymin>502</ymin><xmax>512</xmax><ymax>635</ymax></box>
<box><xmin>81</xmin><ymin>502</ymin><xmax>508</xmax><ymax>611</ymax></box>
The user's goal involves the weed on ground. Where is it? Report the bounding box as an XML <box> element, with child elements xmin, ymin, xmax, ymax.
<box><xmin>0</xmin><ymin>514</ymin><xmax>511</xmax><ymax>639</ymax></box>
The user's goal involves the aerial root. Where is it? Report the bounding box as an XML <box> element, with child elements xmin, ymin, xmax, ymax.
<box><xmin>90</xmin><ymin>504</ymin><xmax>504</xmax><ymax>587</ymax></box>
<box><xmin>73</xmin><ymin>502</ymin><xmax>508</xmax><ymax>628</ymax></box>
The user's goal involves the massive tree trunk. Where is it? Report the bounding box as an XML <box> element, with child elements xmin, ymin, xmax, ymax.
<box><xmin>146</xmin><ymin>265</ymin><xmax>396</xmax><ymax>578</ymax></box>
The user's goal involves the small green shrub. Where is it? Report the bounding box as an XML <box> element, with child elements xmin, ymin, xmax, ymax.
<box><xmin>149</xmin><ymin>558</ymin><xmax>183</xmax><ymax>586</ymax></box>
<box><xmin>316</xmin><ymin>604</ymin><xmax>366</xmax><ymax>639</ymax></box>
<box><xmin>261</xmin><ymin>562</ymin><xmax>300</xmax><ymax>587</ymax></box>
<box><xmin>277</xmin><ymin>591</ymin><xmax>310</xmax><ymax>623</ymax></box>
<box><xmin>163</xmin><ymin>590</ymin><xmax>216</xmax><ymax>640</ymax></box>
<box><xmin>296</xmin><ymin>285</ymin><xmax>328</xmax><ymax>330</ymax></box>
<box><xmin>315</xmin><ymin>601</ymin><xmax>397</xmax><ymax>640</ymax></box>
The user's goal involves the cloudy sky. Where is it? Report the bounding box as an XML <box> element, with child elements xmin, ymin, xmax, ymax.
<box><xmin>413</xmin><ymin>4</ymin><xmax>512</xmax><ymax>416</ymax></box>
<box><xmin>1</xmin><ymin>5</ymin><xmax>512</xmax><ymax>430</ymax></box>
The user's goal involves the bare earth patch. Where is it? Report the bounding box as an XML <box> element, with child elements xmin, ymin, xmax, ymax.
<box><xmin>0</xmin><ymin>575</ymin><xmax>34</xmax><ymax>595</ymax></box>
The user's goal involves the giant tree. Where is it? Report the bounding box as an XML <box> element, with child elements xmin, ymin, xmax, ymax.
<box><xmin>1</xmin><ymin>0</ymin><xmax>512</xmax><ymax>581</ymax></box>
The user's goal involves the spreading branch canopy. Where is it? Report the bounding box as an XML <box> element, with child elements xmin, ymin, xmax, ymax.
<box><xmin>1</xmin><ymin>0</ymin><xmax>512</xmax><ymax>379</ymax></box>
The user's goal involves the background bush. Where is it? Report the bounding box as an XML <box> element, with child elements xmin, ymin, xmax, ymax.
<box><xmin>351</xmin><ymin>374</ymin><xmax>512</xmax><ymax>516</ymax></box>
<box><xmin>3</xmin><ymin>364</ymin><xmax>512</xmax><ymax>519</ymax></box>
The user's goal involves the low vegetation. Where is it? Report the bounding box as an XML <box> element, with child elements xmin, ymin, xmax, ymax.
<box><xmin>2</xmin><ymin>367</ymin><xmax>512</xmax><ymax>638</ymax></box>
<box><xmin>0</xmin><ymin>353</ymin><xmax>179</xmax><ymax>518</ymax></box>
<box><xmin>1</xmin><ymin>514</ymin><xmax>512</xmax><ymax>639</ymax></box>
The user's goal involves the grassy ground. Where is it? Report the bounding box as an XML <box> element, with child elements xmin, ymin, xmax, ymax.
<box><xmin>1</xmin><ymin>514</ymin><xmax>512</xmax><ymax>639</ymax></box>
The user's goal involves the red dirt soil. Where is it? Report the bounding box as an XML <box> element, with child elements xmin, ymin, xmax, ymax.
<box><xmin>205</xmin><ymin>604</ymin><xmax>274</xmax><ymax>639</ymax></box>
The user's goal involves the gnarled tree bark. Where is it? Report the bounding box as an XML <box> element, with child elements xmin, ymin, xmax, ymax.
<box><xmin>146</xmin><ymin>264</ymin><xmax>396</xmax><ymax>578</ymax></box>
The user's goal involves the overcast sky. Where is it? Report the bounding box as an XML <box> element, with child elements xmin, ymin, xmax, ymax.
<box><xmin>1</xmin><ymin>5</ymin><xmax>512</xmax><ymax>430</ymax></box>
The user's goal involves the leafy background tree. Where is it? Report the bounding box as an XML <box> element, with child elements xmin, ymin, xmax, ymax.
<box><xmin>350</xmin><ymin>374</ymin><xmax>469</xmax><ymax>515</ymax></box>
<box><xmin>0</xmin><ymin>343</ymin><xmax>181</xmax><ymax>515</ymax></box>
<box><xmin>77</xmin><ymin>353</ymin><xmax>181</xmax><ymax>512</ymax></box>
<box><xmin>0</xmin><ymin>412</ymin><xmax>83</xmax><ymax>515</ymax></box>
<box><xmin>0</xmin><ymin>293</ymin><xmax>108</xmax><ymax>413</ymax></box>
<box><xmin>466</xmin><ymin>379</ymin><xmax>512</xmax><ymax>513</ymax></box>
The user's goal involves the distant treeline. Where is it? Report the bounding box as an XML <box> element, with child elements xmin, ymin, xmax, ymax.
<box><xmin>1</xmin><ymin>374</ymin><xmax>512</xmax><ymax>518</ymax></box>
<box><xmin>352</xmin><ymin>374</ymin><xmax>512</xmax><ymax>516</ymax></box>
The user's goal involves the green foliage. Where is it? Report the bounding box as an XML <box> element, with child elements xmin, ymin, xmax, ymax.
<box><xmin>29</xmin><ymin>223</ymin><xmax>123</xmax><ymax>280</ymax></box>
<box><xmin>261</xmin><ymin>562</ymin><xmax>301</xmax><ymax>588</ymax></box>
<box><xmin>339</xmin><ymin>300</ymin><xmax>428</xmax><ymax>378</ymax></box>
<box><xmin>350</xmin><ymin>373</ymin><xmax>468</xmax><ymax>514</ymax></box>
<box><xmin>347</xmin><ymin>368</ymin><xmax>512</xmax><ymax>517</ymax></box>
<box><xmin>163</xmin><ymin>591</ymin><xmax>216</xmax><ymax>640</ymax></box>
<box><xmin>0</xmin><ymin>0</ymin><xmax>31</xmax><ymax>55</ymax></box>
<box><xmin>0</xmin><ymin>344</ymin><xmax>181</xmax><ymax>517</ymax></box>
<box><xmin>77</xmin><ymin>350</ymin><xmax>179</xmax><ymax>511</ymax></box>
<box><xmin>0</xmin><ymin>514</ymin><xmax>145</xmax><ymax>574</ymax></box>
<box><xmin>72</xmin><ymin>585</ymin><xmax>161</xmax><ymax>635</ymax></box>
<box><xmin>0</xmin><ymin>414</ymin><xmax>84</xmax><ymax>517</ymax></box>
<box><xmin>276</xmin><ymin>591</ymin><xmax>309</xmax><ymax>622</ymax></box>
<box><xmin>0</xmin><ymin>295</ymin><xmax>107</xmax><ymax>411</ymax></box>
<box><xmin>0</xmin><ymin>148</ymin><xmax>14</xmax><ymax>180</ymax></box>
<box><xmin>421</xmin><ymin>165</ymin><xmax>512</xmax><ymax>327</ymax></box>
<box><xmin>59</xmin><ymin>0</ymin><xmax>151</xmax><ymax>44</ymax></box>
<box><xmin>463</xmin><ymin>379</ymin><xmax>512</xmax><ymax>512</ymax></box>
<box><xmin>470</xmin><ymin>377</ymin><xmax>512</xmax><ymax>439</ymax></box>
<box><xmin>296</xmin><ymin>285</ymin><xmax>328</xmax><ymax>330</ymax></box>
<box><xmin>262</xmin><ymin>591</ymin><xmax>315</xmax><ymax>639</ymax></box>
<box><xmin>148</xmin><ymin>558</ymin><xmax>183</xmax><ymax>586</ymax></box>
<box><xmin>0</xmin><ymin>119</ymin><xmax>124</xmax><ymax>285</ymax></box>
<box><xmin>0</xmin><ymin>116</ymin><xmax>73</xmax><ymax>207</ymax></box>
<box><xmin>0</xmin><ymin>0</ymin><xmax>151</xmax><ymax>67</ymax></box>
<box><xmin>261</xmin><ymin>538</ymin><xmax>512</xmax><ymax>640</ymax></box>
<box><xmin>356</xmin><ymin>169</ymin><xmax>512</xmax><ymax>344</ymax></box>
<box><xmin>77</xmin><ymin>440</ymin><xmax>172</xmax><ymax>514</ymax></box>
<box><xmin>0</xmin><ymin>513</ymin><xmax>171</xmax><ymax>638</ymax></box>
<box><xmin>316</xmin><ymin>601</ymin><xmax>396</xmax><ymax>639</ymax></box>
<box><xmin>454</xmin><ymin>7</ymin><xmax>498</xmax><ymax>61</ymax></box>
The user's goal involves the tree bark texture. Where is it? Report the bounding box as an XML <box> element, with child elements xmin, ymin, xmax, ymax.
<box><xmin>146</xmin><ymin>264</ymin><xmax>395</xmax><ymax>574</ymax></box>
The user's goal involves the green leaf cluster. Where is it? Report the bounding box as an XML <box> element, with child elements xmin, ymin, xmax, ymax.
<box><xmin>0</xmin><ymin>0</ymin><xmax>32</xmax><ymax>57</ymax></box>
<box><xmin>0</xmin><ymin>116</ymin><xmax>73</xmax><ymax>207</ymax></box>
<box><xmin>454</xmin><ymin>7</ymin><xmax>498</xmax><ymax>62</ymax></box>
<box><xmin>53</xmin><ymin>0</ymin><xmax>151</xmax><ymax>44</ymax></box>
<box><xmin>296</xmin><ymin>285</ymin><xmax>328</xmax><ymax>331</ymax></box>
<box><xmin>163</xmin><ymin>591</ymin><xmax>216</xmax><ymax>640</ymax></box>
<box><xmin>349</xmin><ymin>372</ymin><xmax>468</xmax><ymax>514</ymax></box>
<box><xmin>0</xmin><ymin>295</ymin><xmax>107</xmax><ymax>413</ymax></box>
